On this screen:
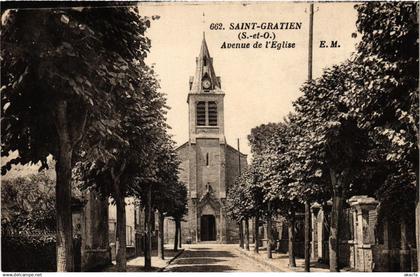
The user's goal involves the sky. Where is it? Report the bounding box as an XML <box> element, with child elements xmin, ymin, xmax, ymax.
<box><xmin>139</xmin><ymin>2</ymin><xmax>360</xmax><ymax>156</ymax></box>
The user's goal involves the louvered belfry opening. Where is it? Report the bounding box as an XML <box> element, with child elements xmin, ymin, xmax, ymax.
<box><xmin>208</xmin><ymin>101</ymin><xmax>218</xmax><ymax>126</ymax></box>
<box><xmin>197</xmin><ymin>101</ymin><xmax>206</xmax><ymax>126</ymax></box>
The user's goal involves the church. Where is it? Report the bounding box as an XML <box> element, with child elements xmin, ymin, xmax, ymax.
<box><xmin>174</xmin><ymin>35</ymin><xmax>248</xmax><ymax>243</ymax></box>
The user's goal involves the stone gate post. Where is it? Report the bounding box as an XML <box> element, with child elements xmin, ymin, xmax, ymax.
<box><xmin>311</xmin><ymin>203</ymin><xmax>321</xmax><ymax>261</ymax></box>
<box><xmin>348</xmin><ymin>195</ymin><xmax>378</xmax><ymax>272</ymax></box>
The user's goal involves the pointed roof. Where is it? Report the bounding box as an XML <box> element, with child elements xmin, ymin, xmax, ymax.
<box><xmin>190</xmin><ymin>34</ymin><xmax>221</xmax><ymax>93</ymax></box>
<box><xmin>199</xmin><ymin>32</ymin><xmax>211</xmax><ymax>61</ymax></box>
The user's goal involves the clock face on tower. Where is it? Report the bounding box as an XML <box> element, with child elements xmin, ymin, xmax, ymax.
<box><xmin>202</xmin><ymin>79</ymin><xmax>212</xmax><ymax>89</ymax></box>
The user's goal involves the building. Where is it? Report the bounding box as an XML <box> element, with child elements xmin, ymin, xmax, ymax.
<box><xmin>172</xmin><ymin>35</ymin><xmax>247</xmax><ymax>244</ymax></box>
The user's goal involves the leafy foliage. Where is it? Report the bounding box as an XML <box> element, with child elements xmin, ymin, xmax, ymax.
<box><xmin>135</xmin><ymin>136</ymin><xmax>188</xmax><ymax>221</ymax></box>
<box><xmin>231</xmin><ymin>2</ymin><xmax>418</xmax><ymax>249</ymax></box>
<box><xmin>349</xmin><ymin>2</ymin><xmax>419</xmax><ymax>220</ymax></box>
<box><xmin>1</xmin><ymin>6</ymin><xmax>161</xmax><ymax>271</ymax></box>
<box><xmin>2</xmin><ymin>173</ymin><xmax>56</xmax><ymax>235</ymax></box>
<box><xmin>1</xmin><ymin>173</ymin><xmax>56</xmax><ymax>272</ymax></box>
<box><xmin>1</xmin><ymin>7</ymin><xmax>153</xmax><ymax>171</ymax></box>
<box><xmin>166</xmin><ymin>181</ymin><xmax>189</xmax><ymax>222</ymax></box>
<box><xmin>226</xmin><ymin>168</ymin><xmax>261</xmax><ymax>222</ymax></box>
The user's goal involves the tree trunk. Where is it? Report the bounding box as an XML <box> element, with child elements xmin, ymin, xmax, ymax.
<box><xmin>144</xmin><ymin>184</ymin><xmax>152</xmax><ymax>270</ymax></box>
<box><xmin>417</xmin><ymin>198</ymin><xmax>420</xmax><ymax>272</ymax></box>
<box><xmin>109</xmin><ymin>162</ymin><xmax>127</xmax><ymax>272</ymax></box>
<box><xmin>178</xmin><ymin>221</ymin><xmax>182</xmax><ymax>249</ymax></box>
<box><xmin>416</xmin><ymin>164</ymin><xmax>420</xmax><ymax>271</ymax></box>
<box><xmin>245</xmin><ymin>218</ymin><xmax>250</xmax><ymax>251</ymax></box>
<box><xmin>254</xmin><ymin>215</ymin><xmax>259</xmax><ymax>254</ymax></box>
<box><xmin>304</xmin><ymin>201</ymin><xmax>311</xmax><ymax>272</ymax></box>
<box><xmin>329</xmin><ymin>169</ymin><xmax>343</xmax><ymax>272</ymax></box>
<box><xmin>115</xmin><ymin>196</ymin><xmax>127</xmax><ymax>271</ymax></box>
<box><xmin>174</xmin><ymin>219</ymin><xmax>179</xmax><ymax>251</ymax></box>
<box><xmin>158</xmin><ymin>212</ymin><xmax>164</xmax><ymax>260</ymax></box>
<box><xmin>267</xmin><ymin>214</ymin><xmax>272</xmax><ymax>259</ymax></box>
<box><xmin>239</xmin><ymin>219</ymin><xmax>244</xmax><ymax>248</ymax></box>
<box><xmin>55</xmin><ymin>101</ymin><xmax>74</xmax><ymax>272</ymax></box>
<box><xmin>288</xmin><ymin>215</ymin><xmax>296</xmax><ymax>268</ymax></box>
<box><xmin>400</xmin><ymin>218</ymin><xmax>410</xmax><ymax>271</ymax></box>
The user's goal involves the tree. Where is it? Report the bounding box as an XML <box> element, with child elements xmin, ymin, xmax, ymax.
<box><xmin>74</xmin><ymin>61</ymin><xmax>167</xmax><ymax>271</ymax></box>
<box><xmin>248</xmin><ymin>125</ymin><xmax>272</xmax><ymax>255</ymax></box>
<box><xmin>226</xmin><ymin>173</ymin><xmax>251</xmax><ymax>249</ymax></box>
<box><xmin>166</xmin><ymin>182</ymin><xmax>188</xmax><ymax>252</ymax></box>
<box><xmin>293</xmin><ymin>62</ymin><xmax>370</xmax><ymax>271</ymax></box>
<box><xmin>226</xmin><ymin>167</ymin><xmax>263</xmax><ymax>253</ymax></box>
<box><xmin>289</xmin><ymin>3</ymin><xmax>418</xmax><ymax>271</ymax></box>
<box><xmin>142</xmin><ymin>138</ymin><xmax>185</xmax><ymax>260</ymax></box>
<box><xmin>249</xmin><ymin>123</ymin><xmax>284</xmax><ymax>259</ymax></box>
<box><xmin>155</xmin><ymin>155</ymin><xmax>181</xmax><ymax>260</ymax></box>
<box><xmin>286</xmin><ymin>113</ymin><xmax>331</xmax><ymax>271</ymax></box>
<box><xmin>1</xmin><ymin>7</ymin><xmax>152</xmax><ymax>271</ymax></box>
<box><xmin>248</xmin><ymin>121</ymin><xmax>308</xmax><ymax>266</ymax></box>
<box><xmin>351</xmin><ymin>2</ymin><xmax>419</xmax><ymax>266</ymax></box>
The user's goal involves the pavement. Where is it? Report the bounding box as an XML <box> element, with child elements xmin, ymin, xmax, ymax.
<box><xmin>237</xmin><ymin>244</ymin><xmax>353</xmax><ymax>272</ymax></box>
<box><xmin>163</xmin><ymin>244</ymin><xmax>268</xmax><ymax>272</ymax></box>
<box><xmin>102</xmin><ymin>243</ymin><xmax>352</xmax><ymax>272</ymax></box>
<box><xmin>103</xmin><ymin>246</ymin><xmax>184</xmax><ymax>272</ymax></box>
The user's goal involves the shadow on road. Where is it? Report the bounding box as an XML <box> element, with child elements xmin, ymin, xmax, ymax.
<box><xmin>174</xmin><ymin>258</ymin><xmax>228</xmax><ymax>265</ymax></box>
<box><xmin>184</xmin><ymin>250</ymin><xmax>236</xmax><ymax>258</ymax></box>
<box><xmin>167</xmin><ymin>248</ymin><xmax>237</xmax><ymax>272</ymax></box>
<box><xmin>167</xmin><ymin>265</ymin><xmax>234</xmax><ymax>272</ymax></box>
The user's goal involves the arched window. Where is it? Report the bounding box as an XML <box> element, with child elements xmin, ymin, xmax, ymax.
<box><xmin>196</xmin><ymin>101</ymin><xmax>206</xmax><ymax>126</ymax></box>
<box><xmin>208</xmin><ymin>101</ymin><xmax>218</xmax><ymax>126</ymax></box>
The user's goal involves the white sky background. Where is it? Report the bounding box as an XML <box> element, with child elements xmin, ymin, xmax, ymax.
<box><xmin>139</xmin><ymin>2</ymin><xmax>360</xmax><ymax>157</ymax></box>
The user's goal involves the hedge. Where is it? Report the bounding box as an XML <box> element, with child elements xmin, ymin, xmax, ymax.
<box><xmin>2</xmin><ymin>234</ymin><xmax>56</xmax><ymax>272</ymax></box>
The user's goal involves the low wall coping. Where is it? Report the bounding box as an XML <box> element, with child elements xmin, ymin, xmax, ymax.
<box><xmin>348</xmin><ymin>195</ymin><xmax>378</xmax><ymax>207</ymax></box>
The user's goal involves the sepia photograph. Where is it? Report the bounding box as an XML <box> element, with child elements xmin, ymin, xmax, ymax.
<box><xmin>1</xmin><ymin>0</ymin><xmax>419</xmax><ymax>274</ymax></box>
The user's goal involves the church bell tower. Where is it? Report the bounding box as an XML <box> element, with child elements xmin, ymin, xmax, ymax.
<box><xmin>188</xmin><ymin>34</ymin><xmax>225</xmax><ymax>144</ymax></box>
<box><xmin>174</xmin><ymin>34</ymin><xmax>247</xmax><ymax>243</ymax></box>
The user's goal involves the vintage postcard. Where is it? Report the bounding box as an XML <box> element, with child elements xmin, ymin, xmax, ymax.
<box><xmin>1</xmin><ymin>1</ymin><xmax>418</xmax><ymax>274</ymax></box>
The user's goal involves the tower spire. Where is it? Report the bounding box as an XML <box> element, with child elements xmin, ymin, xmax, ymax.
<box><xmin>189</xmin><ymin>34</ymin><xmax>220</xmax><ymax>93</ymax></box>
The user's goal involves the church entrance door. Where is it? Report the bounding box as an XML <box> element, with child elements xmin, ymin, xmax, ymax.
<box><xmin>200</xmin><ymin>215</ymin><xmax>216</xmax><ymax>241</ymax></box>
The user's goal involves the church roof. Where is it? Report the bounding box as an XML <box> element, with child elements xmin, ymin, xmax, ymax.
<box><xmin>189</xmin><ymin>34</ymin><xmax>221</xmax><ymax>93</ymax></box>
<box><xmin>175</xmin><ymin>141</ymin><xmax>247</xmax><ymax>157</ymax></box>
<box><xmin>226</xmin><ymin>144</ymin><xmax>248</xmax><ymax>157</ymax></box>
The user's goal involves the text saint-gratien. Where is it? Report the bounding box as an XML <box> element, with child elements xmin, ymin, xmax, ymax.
<box><xmin>229</xmin><ymin>22</ymin><xmax>302</xmax><ymax>30</ymax></box>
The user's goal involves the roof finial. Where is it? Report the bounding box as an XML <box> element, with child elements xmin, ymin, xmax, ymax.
<box><xmin>202</xmin><ymin>12</ymin><xmax>206</xmax><ymax>40</ymax></box>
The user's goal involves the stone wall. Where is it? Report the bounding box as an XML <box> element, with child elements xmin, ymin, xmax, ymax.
<box><xmin>196</xmin><ymin>138</ymin><xmax>221</xmax><ymax>197</ymax></box>
<box><xmin>175</xmin><ymin>139</ymin><xmax>247</xmax><ymax>244</ymax></box>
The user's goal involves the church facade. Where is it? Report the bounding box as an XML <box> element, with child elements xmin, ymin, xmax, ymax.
<box><xmin>174</xmin><ymin>36</ymin><xmax>247</xmax><ymax>243</ymax></box>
